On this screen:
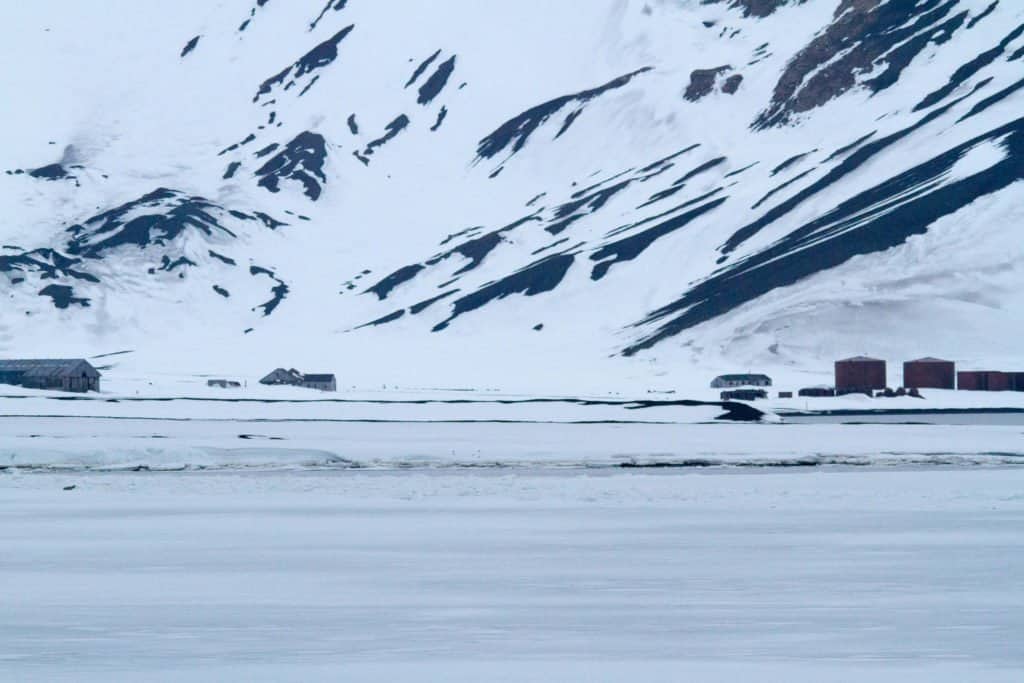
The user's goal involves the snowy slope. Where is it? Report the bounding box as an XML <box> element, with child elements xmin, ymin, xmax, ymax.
<box><xmin>1</xmin><ymin>0</ymin><xmax>1022</xmax><ymax>391</ymax></box>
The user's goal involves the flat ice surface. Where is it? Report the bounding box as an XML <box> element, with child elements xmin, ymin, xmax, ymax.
<box><xmin>5</xmin><ymin>419</ymin><xmax>1024</xmax><ymax>470</ymax></box>
<box><xmin>2</xmin><ymin>466</ymin><xmax>1024</xmax><ymax>681</ymax></box>
<box><xmin>2</xmin><ymin>393</ymin><xmax>1024</xmax><ymax>470</ymax></box>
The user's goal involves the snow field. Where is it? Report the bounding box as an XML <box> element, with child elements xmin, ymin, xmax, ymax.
<box><xmin>2</xmin><ymin>466</ymin><xmax>1023</xmax><ymax>681</ymax></box>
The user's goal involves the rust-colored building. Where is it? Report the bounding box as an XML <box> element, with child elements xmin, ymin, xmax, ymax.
<box><xmin>903</xmin><ymin>357</ymin><xmax>955</xmax><ymax>389</ymax></box>
<box><xmin>835</xmin><ymin>356</ymin><xmax>886</xmax><ymax>395</ymax></box>
<box><xmin>1011</xmin><ymin>373</ymin><xmax>1024</xmax><ymax>391</ymax></box>
<box><xmin>957</xmin><ymin>371</ymin><xmax>1010</xmax><ymax>391</ymax></box>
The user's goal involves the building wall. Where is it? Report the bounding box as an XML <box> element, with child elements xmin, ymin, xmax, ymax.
<box><xmin>958</xmin><ymin>371</ymin><xmax>1009</xmax><ymax>391</ymax></box>
<box><xmin>835</xmin><ymin>360</ymin><xmax>886</xmax><ymax>394</ymax></box>
<box><xmin>65</xmin><ymin>375</ymin><xmax>99</xmax><ymax>392</ymax></box>
<box><xmin>21</xmin><ymin>376</ymin><xmax>97</xmax><ymax>393</ymax></box>
<box><xmin>958</xmin><ymin>372</ymin><xmax>981</xmax><ymax>390</ymax></box>
<box><xmin>799</xmin><ymin>387</ymin><xmax>836</xmax><ymax>397</ymax></box>
<box><xmin>720</xmin><ymin>389</ymin><xmax>766</xmax><ymax>401</ymax></box>
<box><xmin>0</xmin><ymin>371</ymin><xmax>26</xmax><ymax>387</ymax></box>
<box><xmin>711</xmin><ymin>376</ymin><xmax>770</xmax><ymax>388</ymax></box>
<box><xmin>903</xmin><ymin>361</ymin><xmax>955</xmax><ymax>389</ymax></box>
<box><xmin>0</xmin><ymin>362</ymin><xmax>99</xmax><ymax>393</ymax></box>
<box><xmin>301</xmin><ymin>380</ymin><xmax>336</xmax><ymax>392</ymax></box>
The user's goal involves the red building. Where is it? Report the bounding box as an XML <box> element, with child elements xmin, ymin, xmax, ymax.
<box><xmin>835</xmin><ymin>356</ymin><xmax>887</xmax><ymax>395</ymax></box>
<box><xmin>1012</xmin><ymin>373</ymin><xmax>1024</xmax><ymax>391</ymax></box>
<box><xmin>903</xmin><ymin>357</ymin><xmax>955</xmax><ymax>390</ymax></box>
<box><xmin>957</xmin><ymin>371</ymin><xmax>1010</xmax><ymax>391</ymax></box>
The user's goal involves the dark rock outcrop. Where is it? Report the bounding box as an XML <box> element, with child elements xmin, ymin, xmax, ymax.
<box><xmin>255</xmin><ymin>132</ymin><xmax>328</xmax><ymax>200</ymax></box>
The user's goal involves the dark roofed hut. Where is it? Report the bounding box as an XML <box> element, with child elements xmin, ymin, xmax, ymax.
<box><xmin>710</xmin><ymin>373</ymin><xmax>772</xmax><ymax>389</ymax></box>
<box><xmin>260</xmin><ymin>368</ymin><xmax>304</xmax><ymax>386</ymax></box>
<box><xmin>207</xmin><ymin>379</ymin><xmax>242</xmax><ymax>388</ymax></box>
<box><xmin>720</xmin><ymin>388</ymin><xmax>767</xmax><ymax>401</ymax></box>
<box><xmin>0</xmin><ymin>359</ymin><xmax>101</xmax><ymax>393</ymax></box>
<box><xmin>798</xmin><ymin>386</ymin><xmax>836</xmax><ymax>397</ymax></box>
<box><xmin>260</xmin><ymin>368</ymin><xmax>336</xmax><ymax>392</ymax></box>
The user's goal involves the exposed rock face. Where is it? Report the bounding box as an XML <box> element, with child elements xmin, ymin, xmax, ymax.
<box><xmin>754</xmin><ymin>0</ymin><xmax>969</xmax><ymax>128</ymax></box>
<box><xmin>722</xmin><ymin>74</ymin><xmax>744</xmax><ymax>94</ymax></box>
<box><xmin>65</xmin><ymin>189</ymin><xmax>239</xmax><ymax>259</ymax></box>
<box><xmin>254</xmin><ymin>132</ymin><xmax>328</xmax><ymax>200</ymax></box>
<box><xmin>685</xmin><ymin>67</ymin><xmax>744</xmax><ymax>100</ymax></box>
<box><xmin>253</xmin><ymin>25</ymin><xmax>354</xmax><ymax>103</ymax></box>
<box><xmin>707</xmin><ymin>0</ymin><xmax>808</xmax><ymax>17</ymax></box>
<box><xmin>475</xmin><ymin>68</ymin><xmax>652</xmax><ymax>167</ymax></box>
<box><xmin>685</xmin><ymin>66</ymin><xmax>732</xmax><ymax>102</ymax></box>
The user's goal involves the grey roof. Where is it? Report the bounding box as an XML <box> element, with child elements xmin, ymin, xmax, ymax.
<box><xmin>906</xmin><ymin>357</ymin><xmax>952</xmax><ymax>363</ymax></box>
<box><xmin>260</xmin><ymin>368</ymin><xmax>303</xmax><ymax>382</ymax></box>
<box><xmin>302</xmin><ymin>374</ymin><xmax>335</xmax><ymax>382</ymax></box>
<box><xmin>837</xmin><ymin>356</ymin><xmax>884</xmax><ymax>362</ymax></box>
<box><xmin>714</xmin><ymin>373</ymin><xmax>771</xmax><ymax>380</ymax></box>
<box><xmin>0</xmin><ymin>358</ymin><xmax>99</xmax><ymax>377</ymax></box>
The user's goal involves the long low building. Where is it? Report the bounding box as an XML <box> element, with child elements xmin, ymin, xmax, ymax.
<box><xmin>799</xmin><ymin>386</ymin><xmax>836</xmax><ymax>397</ymax></box>
<box><xmin>720</xmin><ymin>389</ymin><xmax>767</xmax><ymax>401</ymax></box>
<box><xmin>957</xmin><ymin>371</ymin><xmax>1024</xmax><ymax>391</ymax></box>
<box><xmin>0</xmin><ymin>359</ymin><xmax>101</xmax><ymax>393</ymax></box>
<box><xmin>710</xmin><ymin>374</ymin><xmax>772</xmax><ymax>388</ymax></box>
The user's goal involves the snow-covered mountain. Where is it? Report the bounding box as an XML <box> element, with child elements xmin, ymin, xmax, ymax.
<box><xmin>2</xmin><ymin>0</ymin><xmax>1022</xmax><ymax>391</ymax></box>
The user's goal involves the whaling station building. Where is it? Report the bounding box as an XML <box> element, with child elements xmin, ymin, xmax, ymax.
<box><xmin>710</xmin><ymin>374</ymin><xmax>772</xmax><ymax>389</ymax></box>
<box><xmin>831</xmin><ymin>356</ymin><xmax>1019</xmax><ymax>395</ymax></box>
<box><xmin>834</xmin><ymin>356</ymin><xmax>887</xmax><ymax>395</ymax></box>
<box><xmin>713</xmin><ymin>354</ymin><xmax>1022</xmax><ymax>401</ymax></box>
<box><xmin>719</xmin><ymin>388</ymin><xmax>768</xmax><ymax>401</ymax></box>
<box><xmin>709</xmin><ymin>374</ymin><xmax>773</xmax><ymax>401</ymax></box>
<box><xmin>957</xmin><ymin>371</ymin><xmax>1024</xmax><ymax>392</ymax></box>
<box><xmin>260</xmin><ymin>368</ymin><xmax>337</xmax><ymax>392</ymax></box>
<box><xmin>0</xmin><ymin>359</ymin><xmax>101</xmax><ymax>393</ymax></box>
<box><xmin>903</xmin><ymin>357</ymin><xmax>955</xmax><ymax>389</ymax></box>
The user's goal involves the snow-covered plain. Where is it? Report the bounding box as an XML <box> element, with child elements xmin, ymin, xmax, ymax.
<box><xmin>3</xmin><ymin>382</ymin><xmax>1023</xmax><ymax>471</ymax></box>
<box><xmin>3</xmin><ymin>384</ymin><xmax>1023</xmax><ymax>680</ymax></box>
<box><xmin>3</xmin><ymin>465</ymin><xmax>1024</xmax><ymax>682</ymax></box>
